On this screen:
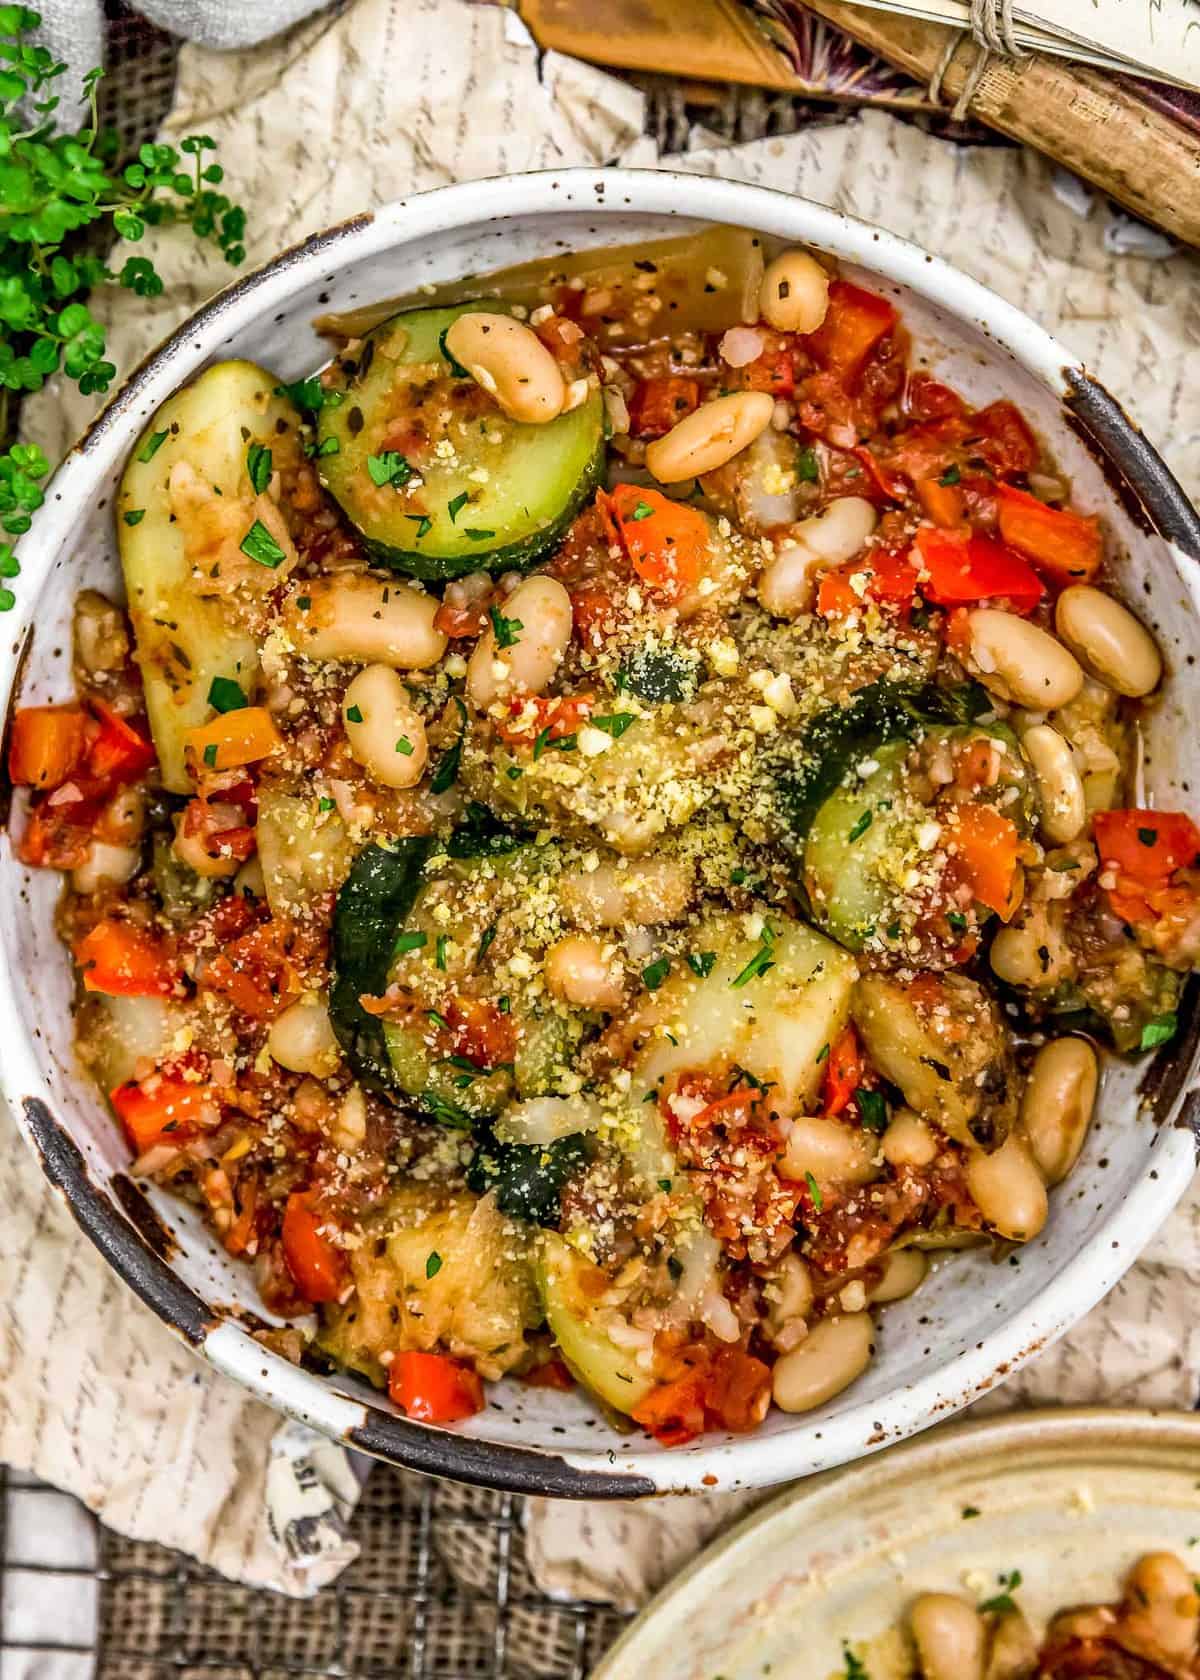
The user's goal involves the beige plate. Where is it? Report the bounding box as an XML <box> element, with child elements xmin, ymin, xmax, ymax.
<box><xmin>594</xmin><ymin>1408</ymin><xmax>1200</xmax><ymax>1680</ymax></box>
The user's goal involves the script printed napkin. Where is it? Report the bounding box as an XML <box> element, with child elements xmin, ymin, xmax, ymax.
<box><xmin>6</xmin><ymin>0</ymin><xmax>1200</xmax><ymax>1602</ymax></box>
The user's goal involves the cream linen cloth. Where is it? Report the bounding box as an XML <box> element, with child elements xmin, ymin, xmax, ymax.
<box><xmin>6</xmin><ymin>0</ymin><xmax>1200</xmax><ymax>1603</ymax></box>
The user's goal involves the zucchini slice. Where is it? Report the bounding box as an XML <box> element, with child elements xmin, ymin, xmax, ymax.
<box><xmin>804</xmin><ymin>742</ymin><xmax>910</xmax><ymax>950</ymax></box>
<box><xmin>537</xmin><ymin>1234</ymin><xmax>655</xmax><ymax>1414</ymax></box>
<box><xmin>117</xmin><ymin>361</ymin><xmax>303</xmax><ymax>792</ymax></box>
<box><xmin>317</xmin><ymin>304</ymin><xmax>605</xmax><ymax>580</ymax></box>
<box><xmin>329</xmin><ymin>838</ymin><xmax>433</xmax><ymax>1092</ymax></box>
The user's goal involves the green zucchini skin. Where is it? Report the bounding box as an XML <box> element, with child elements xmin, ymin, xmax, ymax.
<box><xmin>329</xmin><ymin>838</ymin><xmax>432</xmax><ymax>1092</ymax></box>
<box><xmin>777</xmin><ymin>679</ymin><xmax>993</xmax><ymax>846</ymax></box>
<box><xmin>317</xmin><ymin>302</ymin><xmax>606</xmax><ymax>581</ymax></box>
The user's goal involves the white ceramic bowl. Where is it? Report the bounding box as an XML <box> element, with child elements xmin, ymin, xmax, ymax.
<box><xmin>2</xmin><ymin>169</ymin><xmax>1198</xmax><ymax>1498</ymax></box>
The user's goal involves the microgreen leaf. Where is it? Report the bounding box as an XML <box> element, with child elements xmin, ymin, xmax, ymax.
<box><xmin>207</xmin><ymin>676</ymin><xmax>246</xmax><ymax>713</ymax></box>
<box><xmin>137</xmin><ymin>430</ymin><xmax>168</xmax><ymax>464</ymax></box>
<box><xmin>856</xmin><ymin>1088</ymin><xmax>888</xmax><ymax>1134</ymax></box>
<box><xmin>240</xmin><ymin>519</ymin><xmax>286</xmax><ymax>568</ymax></box>
<box><xmin>366</xmin><ymin>450</ymin><xmax>413</xmax><ymax>489</ymax></box>
<box><xmin>246</xmin><ymin>442</ymin><xmax>272</xmax><ymax>494</ymax></box>
<box><xmin>1141</xmin><ymin>1014</ymin><xmax>1177</xmax><ymax>1050</ymax></box>
<box><xmin>590</xmin><ymin>712</ymin><xmax>636</xmax><ymax>739</ymax></box>
<box><xmin>489</xmin><ymin>604</ymin><xmax>523</xmax><ymax>649</ymax></box>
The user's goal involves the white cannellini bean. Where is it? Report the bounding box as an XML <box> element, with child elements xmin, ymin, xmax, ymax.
<box><xmin>965</xmin><ymin>1131</ymin><xmax>1048</xmax><ymax>1241</ymax></box>
<box><xmin>282</xmin><ymin>575</ymin><xmax>446</xmax><ymax>669</ymax></box>
<box><xmin>758</xmin><ymin>499</ymin><xmax>879</xmax><ymax>617</ymax></box>
<box><xmin>268</xmin><ymin>998</ymin><xmax>341</xmax><ymax>1076</ymax></box>
<box><xmin>757</xmin><ymin>540</ymin><xmax>822</xmax><ymax>618</ymax></box>
<box><xmin>910</xmin><ymin>1595</ymin><xmax>986</xmax><ymax>1680</ymax></box>
<box><xmin>645</xmin><ymin>390</ymin><xmax>775</xmax><ymax>483</ymax></box>
<box><xmin>1055</xmin><ymin>584</ymin><xmax>1163</xmax><ymax>698</ymax></box>
<box><xmin>442</xmin><ymin>311</ymin><xmax>566</xmax><ymax>424</ymax></box>
<box><xmin>795</xmin><ymin>497</ymin><xmax>878</xmax><ymax>563</ymax></box>
<box><xmin>1123</xmin><ymin>1553</ymin><xmax>1200</xmax><ymax>1661</ymax></box>
<box><xmin>70</xmin><ymin>840</ymin><xmax>141</xmax><ymax>895</ymax></box>
<box><xmin>1020</xmin><ymin>1036</ymin><xmax>1098</xmax><ymax>1185</ymax></box>
<box><xmin>466</xmin><ymin>574</ymin><xmax>573</xmax><ymax>709</ymax></box>
<box><xmin>771</xmin><ymin>1312</ymin><xmax>874</xmax><ymax>1412</ymax></box>
<box><xmin>964</xmin><ymin>608</ymin><xmax>1084</xmax><ymax>710</ymax></box>
<box><xmin>767</xmin><ymin>1253</ymin><xmax>814</xmax><ymax>1326</ymax></box>
<box><xmin>172</xmin><ymin>814</ymin><xmax>241</xmax><ymax>879</ymax></box>
<box><xmin>781</xmin><ymin>1113</ymin><xmax>878</xmax><ymax>1187</ymax></box>
<box><xmin>559</xmin><ymin>855</ymin><xmax>694</xmax><ymax>928</ymax></box>
<box><xmin>759</xmin><ymin>249</ymin><xmax>831</xmax><ymax>334</ymax></box>
<box><xmin>544</xmin><ymin>935</ymin><xmax>626</xmax><ymax>1010</ymax></box>
<box><xmin>869</xmin><ymin>1248</ymin><xmax>928</xmax><ymax>1304</ymax></box>
<box><xmin>341</xmin><ymin>664</ymin><xmax>429</xmax><ymax>789</ymax></box>
<box><xmin>1021</xmin><ymin>723</ymin><xmax>1087</xmax><ymax>844</ymax></box>
<box><xmin>988</xmin><ymin>903</ymin><xmax>1073</xmax><ymax>991</ymax></box>
<box><xmin>881</xmin><ymin>1107</ymin><xmax>939</xmax><ymax>1169</ymax></box>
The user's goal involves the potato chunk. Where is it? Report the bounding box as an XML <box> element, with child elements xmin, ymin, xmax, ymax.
<box><xmin>319</xmin><ymin>1186</ymin><xmax>539</xmax><ymax>1384</ymax></box>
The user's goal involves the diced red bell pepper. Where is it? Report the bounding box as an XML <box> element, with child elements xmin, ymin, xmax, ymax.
<box><xmin>198</xmin><ymin>920</ymin><xmax>300</xmax><ymax>1021</ymax></box>
<box><xmin>75</xmin><ymin>919</ymin><xmax>176</xmax><ymax>996</ymax></box>
<box><xmin>7</xmin><ymin>705</ymin><xmax>88</xmax><ymax>790</ymax></box>
<box><xmin>1094</xmin><ymin>809</ymin><xmax>1200</xmax><ymax>883</ymax></box>
<box><xmin>817</xmin><ymin>547</ymin><xmax>919</xmax><ymax>619</ymax></box>
<box><xmin>16</xmin><ymin>798</ymin><xmax>99</xmax><ymax>869</ymax></box>
<box><xmin>822</xmin><ymin>1025</ymin><xmax>864</xmax><ymax>1118</ymax></box>
<box><xmin>804</xmin><ymin>280</ymin><xmax>898</xmax><ymax>386</ymax></box>
<box><xmin>627</xmin><ymin>376</ymin><xmax>701</xmax><ymax>439</ymax></box>
<box><xmin>905</xmin><ymin>373</ymin><xmax>966</xmax><ymax>422</ymax></box>
<box><xmin>631</xmin><ymin>1368</ymin><xmax>708</xmax><ymax>1447</ymax></box>
<box><xmin>968</xmin><ymin>400</ymin><xmax>1038</xmax><ymax>477</ymax></box>
<box><xmin>443</xmin><ymin>995</ymin><xmax>517</xmax><ymax>1072</ymax></box>
<box><xmin>1093</xmin><ymin>808</ymin><xmax>1200</xmax><ymax>923</ymax></box>
<box><xmin>852</xmin><ymin>445</ymin><xmax>906</xmax><ymax>503</ymax></box>
<box><xmin>704</xmin><ymin>1346</ymin><xmax>772</xmax><ymax>1434</ymax></box>
<box><xmin>494</xmin><ymin>693</ymin><xmax>594</xmax><ymax>747</ymax></box>
<box><xmin>600</xmin><ymin>484</ymin><xmax>708</xmax><ymax>603</ymax></box>
<box><xmin>995</xmin><ymin>484</ymin><xmax>1103</xmax><ymax>584</ymax></box>
<box><xmin>388</xmin><ymin>1351</ymin><xmax>485</xmax><ymax>1424</ymax></box>
<box><xmin>281</xmin><ymin>1191</ymin><xmax>348</xmax><ymax>1305</ymax></box>
<box><xmin>87</xmin><ymin>700</ymin><xmax>156</xmax><ymax>785</ymax></box>
<box><xmin>912</xmin><ymin>525</ymin><xmax>1044</xmax><ymax>615</ymax></box>
<box><xmin>522</xmin><ymin>1358</ymin><xmax>575</xmax><ymax>1391</ymax></box>
<box><xmin>434</xmin><ymin>599</ymin><xmax>490</xmax><ymax>638</ymax></box>
<box><xmin>944</xmin><ymin>803</ymin><xmax>1022</xmax><ymax>920</ymax></box>
<box><xmin>111</xmin><ymin>1072</ymin><xmax>215</xmax><ymax>1154</ymax></box>
<box><xmin>735</xmin><ymin>347</ymin><xmax>795</xmax><ymax>398</ymax></box>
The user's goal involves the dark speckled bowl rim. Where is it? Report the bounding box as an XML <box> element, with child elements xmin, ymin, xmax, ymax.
<box><xmin>4</xmin><ymin>168</ymin><xmax>1200</xmax><ymax>1500</ymax></box>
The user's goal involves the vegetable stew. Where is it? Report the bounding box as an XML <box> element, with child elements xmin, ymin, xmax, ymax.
<box><xmin>10</xmin><ymin>229</ymin><xmax>1197</xmax><ymax>1441</ymax></box>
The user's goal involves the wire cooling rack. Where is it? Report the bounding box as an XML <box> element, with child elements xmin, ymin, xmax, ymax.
<box><xmin>0</xmin><ymin>1460</ymin><xmax>630</xmax><ymax>1680</ymax></box>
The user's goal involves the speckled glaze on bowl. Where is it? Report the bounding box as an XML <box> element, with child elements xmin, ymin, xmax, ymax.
<box><xmin>2</xmin><ymin>170</ymin><xmax>1198</xmax><ymax>1498</ymax></box>
<box><xmin>594</xmin><ymin>1407</ymin><xmax>1200</xmax><ymax>1680</ymax></box>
